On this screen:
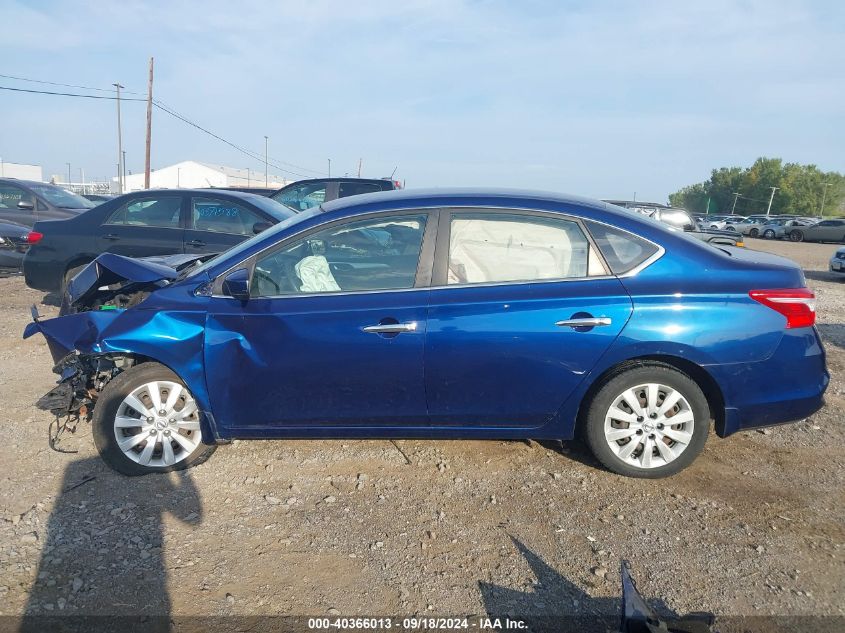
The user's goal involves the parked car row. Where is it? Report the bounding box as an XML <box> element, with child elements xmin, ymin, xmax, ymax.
<box><xmin>692</xmin><ymin>213</ymin><xmax>845</xmax><ymax>243</ymax></box>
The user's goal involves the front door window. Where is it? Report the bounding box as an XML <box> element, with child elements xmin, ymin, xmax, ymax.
<box><xmin>251</xmin><ymin>214</ymin><xmax>428</xmax><ymax>296</ymax></box>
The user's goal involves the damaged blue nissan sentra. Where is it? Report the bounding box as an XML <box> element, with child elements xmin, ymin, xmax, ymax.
<box><xmin>24</xmin><ymin>189</ymin><xmax>829</xmax><ymax>477</ymax></box>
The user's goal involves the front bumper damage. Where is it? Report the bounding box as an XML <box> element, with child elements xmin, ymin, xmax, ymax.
<box><xmin>27</xmin><ymin>304</ymin><xmax>136</xmax><ymax>452</ymax></box>
<box><xmin>35</xmin><ymin>353</ymin><xmax>118</xmax><ymax>453</ymax></box>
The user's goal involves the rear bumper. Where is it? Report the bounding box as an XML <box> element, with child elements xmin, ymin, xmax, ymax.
<box><xmin>23</xmin><ymin>255</ymin><xmax>60</xmax><ymax>292</ymax></box>
<box><xmin>710</xmin><ymin>327</ymin><xmax>829</xmax><ymax>437</ymax></box>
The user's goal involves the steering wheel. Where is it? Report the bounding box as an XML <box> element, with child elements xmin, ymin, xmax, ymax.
<box><xmin>253</xmin><ymin>269</ymin><xmax>281</xmax><ymax>296</ymax></box>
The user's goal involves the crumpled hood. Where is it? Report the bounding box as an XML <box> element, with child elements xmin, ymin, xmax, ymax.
<box><xmin>64</xmin><ymin>252</ymin><xmax>208</xmax><ymax>312</ymax></box>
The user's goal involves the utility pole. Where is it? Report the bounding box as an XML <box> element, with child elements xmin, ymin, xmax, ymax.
<box><xmin>328</xmin><ymin>158</ymin><xmax>331</xmax><ymax>177</ymax></box>
<box><xmin>145</xmin><ymin>58</ymin><xmax>154</xmax><ymax>190</ymax></box>
<box><xmin>113</xmin><ymin>83</ymin><xmax>124</xmax><ymax>193</ymax></box>
<box><xmin>820</xmin><ymin>182</ymin><xmax>832</xmax><ymax>216</ymax></box>
<box><xmin>122</xmin><ymin>151</ymin><xmax>127</xmax><ymax>191</ymax></box>
<box><xmin>765</xmin><ymin>186</ymin><xmax>778</xmax><ymax>217</ymax></box>
<box><xmin>66</xmin><ymin>162</ymin><xmax>71</xmax><ymax>186</ymax></box>
<box><xmin>79</xmin><ymin>168</ymin><xmax>85</xmax><ymax>193</ymax></box>
<box><xmin>357</xmin><ymin>158</ymin><xmax>362</xmax><ymax>178</ymax></box>
<box><xmin>731</xmin><ymin>192</ymin><xmax>740</xmax><ymax>214</ymax></box>
<box><xmin>264</xmin><ymin>136</ymin><xmax>269</xmax><ymax>188</ymax></box>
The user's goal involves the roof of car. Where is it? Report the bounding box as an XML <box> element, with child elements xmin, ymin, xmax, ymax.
<box><xmin>119</xmin><ymin>188</ymin><xmax>271</xmax><ymax>202</ymax></box>
<box><xmin>320</xmin><ymin>187</ymin><xmax>610</xmax><ymax>214</ymax></box>
<box><xmin>0</xmin><ymin>178</ymin><xmax>65</xmax><ymax>188</ymax></box>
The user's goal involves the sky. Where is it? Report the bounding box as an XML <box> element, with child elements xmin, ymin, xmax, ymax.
<box><xmin>0</xmin><ymin>0</ymin><xmax>843</xmax><ymax>202</ymax></box>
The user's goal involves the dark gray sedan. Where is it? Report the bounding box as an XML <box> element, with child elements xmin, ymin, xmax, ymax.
<box><xmin>788</xmin><ymin>218</ymin><xmax>845</xmax><ymax>243</ymax></box>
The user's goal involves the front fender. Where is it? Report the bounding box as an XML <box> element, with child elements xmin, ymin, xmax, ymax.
<box><xmin>24</xmin><ymin>308</ymin><xmax>218</xmax><ymax>443</ymax></box>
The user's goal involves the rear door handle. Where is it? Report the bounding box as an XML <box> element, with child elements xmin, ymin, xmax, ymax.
<box><xmin>363</xmin><ymin>322</ymin><xmax>418</xmax><ymax>334</ymax></box>
<box><xmin>103</xmin><ymin>233</ymin><xmax>120</xmax><ymax>241</ymax></box>
<box><xmin>555</xmin><ymin>317</ymin><xmax>612</xmax><ymax>328</ymax></box>
<box><xmin>186</xmin><ymin>239</ymin><xmax>206</xmax><ymax>247</ymax></box>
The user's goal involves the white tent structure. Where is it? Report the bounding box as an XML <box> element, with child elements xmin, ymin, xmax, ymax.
<box><xmin>119</xmin><ymin>160</ymin><xmax>289</xmax><ymax>192</ymax></box>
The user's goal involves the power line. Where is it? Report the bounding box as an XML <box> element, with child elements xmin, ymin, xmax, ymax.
<box><xmin>1</xmin><ymin>78</ymin><xmax>327</xmax><ymax>178</ymax></box>
<box><xmin>0</xmin><ymin>73</ymin><xmax>146</xmax><ymax>96</ymax></box>
<box><xmin>0</xmin><ymin>85</ymin><xmax>145</xmax><ymax>101</ymax></box>
<box><xmin>151</xmin><ymin>100</ymin><xmax>313</xmax><ymax>178</ymax></box>
<box><xmin>150</xmin><ymin>96</ymin><xmax>326</xmax><ymax>177</ymax></box>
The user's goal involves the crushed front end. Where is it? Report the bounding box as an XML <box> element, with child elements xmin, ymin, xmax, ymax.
<box><xmin>23</xmin><ymin>252</ymin><xmax>208</xmax><ymax>450</ymax></box>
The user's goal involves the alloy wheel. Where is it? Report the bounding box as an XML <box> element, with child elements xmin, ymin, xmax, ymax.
<box><xmin>603</xmin><ymin>383</ymin><xmax>695</xmax><ymax>469</ymax></box>
<box><xmin>113</xmin><ymin>381</ymin><xmax>203</xmax><ymax>468</ymax></box>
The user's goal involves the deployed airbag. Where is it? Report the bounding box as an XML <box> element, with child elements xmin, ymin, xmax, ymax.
<box><xmin>295</xmin><ymin>255</ymin><xmax>341</xmax><ymax>292</ymax></box>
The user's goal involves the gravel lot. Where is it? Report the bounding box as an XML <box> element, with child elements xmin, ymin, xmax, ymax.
<box><xmin>0</xmin><ymin>239</ymin><xmax>842</xmax><ymax>631</ymax></box>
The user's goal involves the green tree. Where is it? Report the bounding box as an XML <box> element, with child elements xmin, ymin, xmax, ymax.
<box><xmin>669</xmin><ymin>158</ymin><xmax>845</xmax><ymax>216</ymax></box>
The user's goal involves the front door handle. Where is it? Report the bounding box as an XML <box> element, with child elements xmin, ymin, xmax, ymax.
<box><xmin>186</xmin><ymin>239</ymin><xmax>206</xmax><ymax>247</ymax></box>
<box><xmin>103</xmin><ymin>233</ymin><xmax>121</xmax><ymax>241</ymax></box>
<box><xmin>363</xmin><ymin>322</ymin><xmax>418</xmax><ymax>334</ymax></box>
<box><xmin>555</xmin><ymin>317</ymin><xmax>612</xmax><ymax>328</ymax></box>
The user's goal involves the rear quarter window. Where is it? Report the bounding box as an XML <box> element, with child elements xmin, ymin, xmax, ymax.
<box><xmin>585</xmin><ymin>221</ymin><xmax>660</xmax><ymax>275</ymax></box>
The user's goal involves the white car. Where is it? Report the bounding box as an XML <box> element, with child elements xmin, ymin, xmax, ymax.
<box><xmin>703</xmin><ymin>215</ymin><xmax>745</xmax><ymax>230</ymax></box>
<box><xmin>830</xmin><ymin>247</ymin><xmax>845</xmax><ymax>276</ymax></box>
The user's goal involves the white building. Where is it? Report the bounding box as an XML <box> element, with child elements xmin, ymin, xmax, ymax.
<box><xmin>0</xmin><ymin>161</ymin><xmax>42</xmax><ymax>181</ymax></box>
<box><xmin>119</xmin><ymin>160</ymin><xmax>290</xmax><ymax>192</ymax></box>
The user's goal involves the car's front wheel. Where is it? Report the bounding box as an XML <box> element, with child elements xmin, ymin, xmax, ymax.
<box><xmin>763</xmin><ymin>229</ymin><xmax>775</xmax><ymax>239</ymax></box>
<box><xmin>749</xmin><ymin>228</ymin><xmax>759</xmax><ymax>238</ymax></box>
<box><xmin>92</xmin><ymin>362</ymin><xmax>215</xmax><ymax>476</ymax></box>
<box><xmin>789</xmin><ymin>230</ymin><xmax>804</xmax><ymax>242</ymax></box>
<box><xmin>583</xmin><ymin>365</ymin><xmax>710</xmax><ymax>478</ymax></box>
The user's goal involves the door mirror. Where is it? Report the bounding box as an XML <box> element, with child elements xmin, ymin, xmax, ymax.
<box><xmin>252</xmin><ymin>221</ymin><xmax>272</xmax><ymax>234</ymax></box>
<box><xmin>222</xmin><ymin>268</ymin><xmax>251</xmax><ymax>300</ymax></box>
<box><xmin>17</xmin><ymin>200</ymin><xmax>35</xmax><ymax>211</ymax></box>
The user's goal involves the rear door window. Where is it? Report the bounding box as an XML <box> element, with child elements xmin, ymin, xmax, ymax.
<box><xmin>191</xmin><ymin>197</ymin><xmax>265</xmax><ymax>236</ymax></box>
<box><xmin>105</xmin><ymin>197</ymin><xmax>182</xmax><ymax>228</ymax></box>
<box><xmin>446</xmin><ymin>212</ymin><xmax>604</xmax><ymax>285</ymax></box>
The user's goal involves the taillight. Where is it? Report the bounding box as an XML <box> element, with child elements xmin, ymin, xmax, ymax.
<box><xmin>749</xmin><ymin>288</ymin><xmax>816</xmax><ymax>329</ymax></box>
<box><xmin>26</xmin><ymin>231</ymin><xmax>43</xmax><ymax>244</ymax></box>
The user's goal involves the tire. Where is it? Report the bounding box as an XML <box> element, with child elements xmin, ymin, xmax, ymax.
<box><xmin>763</xmin><ymin>230</ymin><xmax>775</xmax><ymax>239</ymax></box>
<box><xmin>749</xmin><ymin>228</ymin><xmax>759</xmax><ymax>238</ymax></box>
<box><xmin>789</xmin><ymin>230</ymin><xmax>804</xmax><ymax>242</ymax></box>
<box><xmin>582</xmin><ymin>364</ymin><xmax>710</xmax><ymax>478</ymax></box>
<box><xmin>92</xmin><ymin>362</ymin><xmax>216</xmax><ymax>476</ymax></box>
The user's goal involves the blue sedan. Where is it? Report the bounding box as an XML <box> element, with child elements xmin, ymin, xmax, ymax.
<box><xmin>24</xmin><ymin>189</ymin><xmax>829</xmax><ymax>478</ymax></box>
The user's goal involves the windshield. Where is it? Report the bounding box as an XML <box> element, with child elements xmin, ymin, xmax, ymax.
<box><xmin>271</xmin><ymin>182</ymin><xmax>327</xmax><ymax>212</ymax></box>
<box><xmin>30</xmin><ymin>184</ymin><xmax>95</xmax><ymax>209</ymax></box>
<box><xmin>182</xmin><ymin>205</ymin><xmax>322</xmax><ymax>280</ymax></box>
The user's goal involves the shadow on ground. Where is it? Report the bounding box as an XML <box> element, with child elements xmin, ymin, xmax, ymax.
<box><xmin>805</xmin><ymin>270</ymin><xmax>845</xmax><ymax>283</ymax></box>
<box><xmin>15</xmin><ymin>456</ymin><xmax>202</xmax><ymax>633</ymax></box>
<box><xmin>817</xmin><ymin>324</ymin><xmax>845</xmax><ymax>351</ymax></box>
<box><xmin>479</xmin><ymin>536</ymin><xmax>712</xmax><ymax>633</ymax></box>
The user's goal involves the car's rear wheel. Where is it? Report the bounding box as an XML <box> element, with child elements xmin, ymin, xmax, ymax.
<box><xmin>749</xmin><ymin>228</ymin><xmax>759</xmax><ymax>238</ymax></box>
<box><xmin>583</xmin><ymin>365</ymin><xmax>710</xmax><ymax>478</ymax></box>
<box><xmin>789</xmin><ymin>230</ymin><xmax>804</xmax><ymax>242</ymax></box>
<box><xmin>92</xmin><ymin>362</ymin><xmax>215</xmax><ymax>476</ymax></box>
<box><xmin>763</xmin><ymin>229</ymin><xmax>775</xmax><ymax>239</ymax></box>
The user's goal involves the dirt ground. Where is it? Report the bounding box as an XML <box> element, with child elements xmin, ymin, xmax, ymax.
<box><xmin>0</xmin><ymin>239</ymin><xmax>842</xmax><ymax>630</ymax></box>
